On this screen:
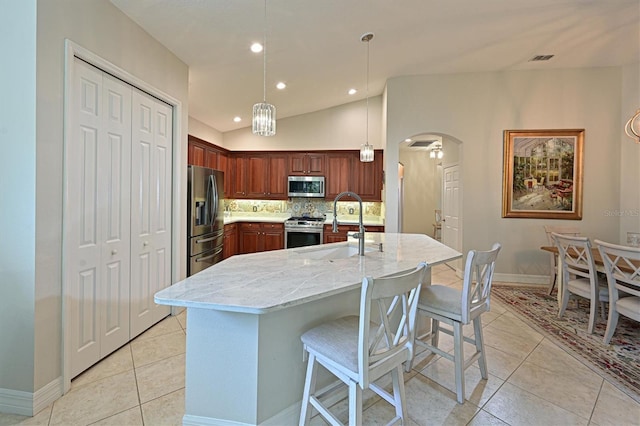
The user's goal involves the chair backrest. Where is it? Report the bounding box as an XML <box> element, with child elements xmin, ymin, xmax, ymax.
<box><xmin>544</xmin><ymin>225</ymin><xmax>580</xmax><ymax>246</ymax></box>
<box><xmin>358</xmin><ymin>262</ymin><xmax>427</xmax><ymax>386</ymax></box>
<box><xmin>434</xmin><ymin>209</ymin><xmax>442</xmax><ymax>225</ymax></box>
<box><xmin>461</xmin><ymin>243</ymin><xmax>501</xmax><ymax>324</ymax></box>
<box><xmin>595</xmin><ymin>239</ymin><xmax>640</xmax><ymax>298</ymax></box>
<box><xmin>552</xmin><ymin>233</ymin><xmax>597</xmax><ymax>284</ymax></box>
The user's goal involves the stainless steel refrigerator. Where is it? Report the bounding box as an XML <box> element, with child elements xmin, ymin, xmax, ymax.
<box><xmin>187</xmin><ymin>165</ymin><xmax>225</xmax><ymax>276</ymax></box>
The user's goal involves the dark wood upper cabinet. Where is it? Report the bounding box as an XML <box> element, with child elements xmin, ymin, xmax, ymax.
<box><xmin>289</xmin><ymin>153</ymin><xmax>326</xmax><ymax>175</ymax></box>
<box><xmin>325</xmin><ymin>153</ymin><xmax>353</xmax><ymax>200</ymax></box>
<box><xmin>235</xmin><ymin>153</ymin><xmax>287</xmax><ymax>200</ymax></box>
<box><xmin>187</xmin><ymin>135</ymin><xmax>382</xmax><ymax>202</ymax></box>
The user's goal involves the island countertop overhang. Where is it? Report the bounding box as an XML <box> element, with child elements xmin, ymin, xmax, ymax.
<box><xmin>155</xmin><ymin>233</ymin><xmax>461</xmax><ymax>314</ymax></box>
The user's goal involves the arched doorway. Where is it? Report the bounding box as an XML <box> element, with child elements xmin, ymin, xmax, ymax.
<box><xmin>398</xmin><ymin>133</ymin><xmax>462</xmax><ymax>256</ymax></box>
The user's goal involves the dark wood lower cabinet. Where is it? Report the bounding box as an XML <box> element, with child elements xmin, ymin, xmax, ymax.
<box><xmin>323</xmin><ymin>225</ymin><xmax>384</xmax><ymax>244</ymax></box>
<box><xmin>239</xmin><ymin>222</ymin><xmax>284</xmax><ymax>254</ymax></box>
<box><xmin>223</xmin><ymin>223</ymin><xmax>238</xmax><ymax>259</ymax></box>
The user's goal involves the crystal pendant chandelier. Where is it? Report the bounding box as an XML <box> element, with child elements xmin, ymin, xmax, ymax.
<box><xmin>252</xmin><ymin>0</ymin><xmax>276</xmax><ymax>136</ymax></box>
<box><xmin>359</xmin><ymin>33</ymin><xmax>374</xmax><ymax>162</ymax></box>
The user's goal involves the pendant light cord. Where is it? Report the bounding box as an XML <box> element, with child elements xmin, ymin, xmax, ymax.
<box><xmin>365</xmin><ymin>36</ymin><xmax>369</xmax><ymax>144</ymax></box>
<box><xmin>262</xmin><ymin>0</ymin><xmax>267</xmax><ymax>103</ymax></box>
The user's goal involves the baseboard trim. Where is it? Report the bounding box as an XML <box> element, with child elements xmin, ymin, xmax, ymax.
<box><xmin>494</xmin><ymin>272</ymin><xmax>550</xmax><ymax>286</ymax></box>
<box><xmin>182</xmin><ymin>401</ymin><xmax>300</xmax><ymax>426</ymax></box>
<box><xmin>0</xmin><ymin>377</ymin><xmax>62</xmax><ymax>417</ymax></box>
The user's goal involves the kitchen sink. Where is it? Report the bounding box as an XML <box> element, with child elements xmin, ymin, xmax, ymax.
<box><xmin>296</xmin><ymin>243</ymin><xmax>377</xmax><ymax>260</ymax></box>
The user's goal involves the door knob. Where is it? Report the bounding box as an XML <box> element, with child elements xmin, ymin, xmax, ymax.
<box><xmin>143</xmin><ymin>241</ymin><xmax>149</xmax><ymax>246</ymax></box>
<box><xmin>111</xmin><ymin>249</ymin><xmax>118</xmax><ymax>255</ymax></box>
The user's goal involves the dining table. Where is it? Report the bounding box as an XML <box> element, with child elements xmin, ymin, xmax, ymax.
<box><xmin>541</xmin><ymin>244</ymin><xmax>639</xmax><ymax>306</ymax></box>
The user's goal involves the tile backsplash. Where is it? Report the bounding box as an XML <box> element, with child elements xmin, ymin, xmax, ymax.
<box><xmin>225</xmin><ymin>198</ymin><xmax>382</xmax><ymax>218</ymax></box>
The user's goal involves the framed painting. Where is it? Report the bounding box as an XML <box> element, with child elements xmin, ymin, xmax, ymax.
<box><xmin>502</xmin><ymin>129</ymin><xmax>584</xmax><ymax>220</ymax></box>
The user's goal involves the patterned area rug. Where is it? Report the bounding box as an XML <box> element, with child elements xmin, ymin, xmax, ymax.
<box><xmin>492</xmin><ymin>286</ymin><xmax>640</xmax><ymax>403</ymax></box>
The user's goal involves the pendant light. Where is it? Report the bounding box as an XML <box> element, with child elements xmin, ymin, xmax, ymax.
<box><xmin>625</xmin><ymin>109</ymin><xmax>640</xmax><ymax>143</ymax></box>
<box><xmin>359</xmin><ymin>32</ymin><xmax>374</xmax><ymax>162</ymax></box>
<box><xmin>252</xmin><ymin>0</ymin><xmax>276</xmax><ymax>136</ymax></box>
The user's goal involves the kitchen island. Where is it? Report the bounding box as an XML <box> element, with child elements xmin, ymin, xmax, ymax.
<box><xmin>155</xmin><ymin>232</ymin><xmax>461</xmax><ymax>425</ymax></box>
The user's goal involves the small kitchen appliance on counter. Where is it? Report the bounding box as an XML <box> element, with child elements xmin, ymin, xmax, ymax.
<box><xmin>187</xmin><ymin>165</ymin><xmax>225</xmax><ymax>276</ymax></box>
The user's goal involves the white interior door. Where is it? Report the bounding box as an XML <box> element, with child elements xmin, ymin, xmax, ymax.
<box><xmin>130</xmin><ymin>88</ymin><xmax>172</xmax><ymax>337</ymax></box>
<box><xmin>442</xmin><ymin>164</ymin><xmax>461</xmax><ymax>254</ymax></box>
<box><xmin>68</xmin><ymin>58</ymin><xmax>132</xmax><ymax>377</ymax></box>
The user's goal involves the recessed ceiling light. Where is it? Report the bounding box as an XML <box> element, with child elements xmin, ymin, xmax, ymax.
<box><xmin>250</xmin><ymin>42</ymin><xmax>263</xmax><ymax>53</ymax></box>
<box><xmin>348</xmin><ymin>88</ymin><xmax>357</xmax><ymax>95</ymax></box>
<box><xmin>276</xmin><ymin>82</ymin><xmax>286</xmax><ymax>90</ymax></box>
<box><xmin>233</xmin><ymin>116</ymin><xmax>242</xmax><ymax>123</ymax></box>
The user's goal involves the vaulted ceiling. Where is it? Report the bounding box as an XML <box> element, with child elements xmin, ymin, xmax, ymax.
<box><xmin>110</xmin><ymin>0</ymin><xmax>640</xmax><ymax>133</ymax></box>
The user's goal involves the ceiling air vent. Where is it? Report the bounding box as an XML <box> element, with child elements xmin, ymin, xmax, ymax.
<box><xmin>409</xmin><ymin>140</ymin><xmax>437</xmax><ymax>148</ymax></box>
<box><xmin>529</xmin><ymin>55</ymin><xmax>554</xmax><ymax>62</ymax></box>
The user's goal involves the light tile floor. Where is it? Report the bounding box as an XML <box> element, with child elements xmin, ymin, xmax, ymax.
<box><xmin>2</xmin><ymin>264</ymin><xmax>639</xmax><ymax>425</ymax></box>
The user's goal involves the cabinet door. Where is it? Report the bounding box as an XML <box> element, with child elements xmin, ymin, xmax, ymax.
<box><xmin>188</xmin><ymin>142</ymin><xmax>205</xmax><ymax>166</ymax></box>
<box><xmin>289</xmin><ymin>153</ymin><xmax>325</xmax><ymax>175</ymax></box>
<box><xmin>217</xmin><ymin>152</ymin><xmax>233</xmax><ymax>198</ymax></box>
<box><xmin>223</xmin><ymin>224</ymin><xmax>237</xmax><ymax>259</ymax></box>
<box><xmin>352</xmin><ymin>151</ymin><xmax>383</xmax><ymax>201</ymax></box>
<box><xmin>246</xmin><ymin>155</ymin><xmax>269</xmax><ymax>198</ymax></box>
<box><xmin>307</xmin><ymin>154</ymin><xmax>325</xmax><ymax>175</ymax></box>
<box><xmin>267</xmin><ymin>154</ymin><xmax>287</xmax><ymax>198</ymax></box>
<box><xmin>325</xmin><ymin>153</ymin><xmax>353</xmax><ymax>199</ymax></box>
<box><xmin>233</xmin><ymin>156</ymin><xmax>248</xmax><ymax>198</ymax></box>
<box><xmin>239</xmin><ymin>223</ymin><xmax>260</xmax><ymax>254</ymax></box>
<box><xmin>204</xmin><ymin>148</ymin><xmax>218</xmax><ymax>170</ymax></box>
<box><xmin>288</xmin><ymin>153</ymin><xmax>307</xmax><ymax>175</ymax></box>
<box><xmin>262</xmin><ymin>223</ymin><xmax>284</xmax><ymax>251</ymax></box>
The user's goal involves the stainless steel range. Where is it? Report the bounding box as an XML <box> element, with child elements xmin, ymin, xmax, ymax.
<box><xmin>284</xmin><ymin>216</ymin><xmax>325</xmax><ymax>248</ymax></box>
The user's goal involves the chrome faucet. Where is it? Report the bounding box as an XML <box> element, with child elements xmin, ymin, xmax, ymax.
<box><xmin>332</xmin><ymin>191</ymin><xmax>366</xmax><ymax>256</ymax></box>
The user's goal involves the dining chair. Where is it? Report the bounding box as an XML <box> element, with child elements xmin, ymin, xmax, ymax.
<box><xmin>413</xmin><ymin>243</ymin><xmax>501</xmax><ymax>404</ymax></box>
<box><xmin>544</xmin><ymin>225</ymin><xmax>580</xmax><ymax>294</ymax></box>
<box><xmin>433</xmin><ymin>209</ymin><xmax>442</xmax><ymax>241</ymax></box>
<box><xmin>594</xmin><ymin>240</ymin><xmax>640</xmax><ymax>344</ymax></box>
<box><xmin>552</xmin><ymin>233</ymin><xmax>608</xmax><ymax>334</ymax></box>
<box><xmin>299</xmin><ymin>263</ymin><xmax>427</xmax><ymax>426</ymax></box>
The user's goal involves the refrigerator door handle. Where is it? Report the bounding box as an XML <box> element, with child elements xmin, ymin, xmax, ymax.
<box><xmin>211</xmin><ymin>174</ymin><xmax>219</xmax><ymax>224</ymax></box>
<box><xmin>205</xmin><ymin>174</ymin><xmax>213</xmax><ymax>225</ymax></box>
<box><xmin>195</xmin><ymin>247</ymin><xmax>223</xmax><ymax>262</ymax></box>
<box><xmin>195</xmin><ymin>231</ymin><xmax>224</xmax><ymax>244</ymax></box>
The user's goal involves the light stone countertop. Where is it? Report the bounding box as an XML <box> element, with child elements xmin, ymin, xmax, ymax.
<box><xmin>155</xmin><ymin>233</ymin><xmax>460</xmax><ymax>314</ymax></box>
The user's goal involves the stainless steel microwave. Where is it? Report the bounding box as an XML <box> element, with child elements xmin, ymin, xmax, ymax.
<box><xmin>288</xmin><ymin>176</ymin><xmax>325</xmax><ymax>198</ymax></box>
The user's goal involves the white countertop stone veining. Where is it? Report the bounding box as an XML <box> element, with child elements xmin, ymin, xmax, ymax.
<box><xmin>155</xmin><ymin>233</ymin><xmax>461</xmax><ymax>314</ymax></box>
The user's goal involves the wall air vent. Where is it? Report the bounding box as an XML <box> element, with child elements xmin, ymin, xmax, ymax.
<box><xmin>529</xmin><ymin>55</ymin><xmax>555</xmax><ymax>62</ymax></box>
<box><xmin>409</xmin><ymin>140</ymin><xmax>437</xmax><ymax>148</ymax></box>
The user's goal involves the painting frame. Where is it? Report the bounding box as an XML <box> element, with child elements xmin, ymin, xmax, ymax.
<box><xmin>502</xmin><ymin>129</ymin><xmax>584</xmax><ymax>220</ymax></box>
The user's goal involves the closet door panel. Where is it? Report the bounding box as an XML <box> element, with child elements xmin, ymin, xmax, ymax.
<box><xmin>152</xmin><ymin>101</ymin><xmax>172</xmax><ymax>323</ymax></box>
<box><xmin>69</xmin><ymin>59</ymin><xmax>103</xmax><ymax>377</ymax></box>
<box><xmin>130</xmin><ymin>89</ymin><xmax>172</xmax><ymax>337</ymax></box>
<box><xmin>99</xmin><ymin>73</ymin><xmax>132</xmax><ymax>356</ymax></box>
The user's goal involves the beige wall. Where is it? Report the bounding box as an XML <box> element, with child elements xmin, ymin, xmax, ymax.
<box><xmin>0</xmin><ymin>0</ymin><xmax>189</xmax><ymax>406</ymax></box>
<box><xmin>189</xmin><ymin>116</ymin><xmax>224</xmax><ymax>147</ymax></box>
<box><xmin>385</xmin><ymin>68</ymin><xmax>625</xmax><ymax>278</ymax></box>
<box><xmin>223</xmin><ymin>96</ymin><xmax>382</xmax><ymax>151</ymax></box>
<box><xmin>0</xmin><ymin>0</ymin><xmax>37</xmax><ymax>395</ymax></box>
<box><xmin>399</xmin><ymin>148</ymin><xmax>440</xmax><ymax>235</ymax></box>
<box><xmin>619</xmin><ymin>63</ymin><xmax>640</xmax><ymax>243</ymax></box>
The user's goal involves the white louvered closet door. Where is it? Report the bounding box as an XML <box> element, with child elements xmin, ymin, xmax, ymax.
<box><xmin>129</xmin><ymin>88</ymin><xmax>173</xmax><ymax>338</ymax></box>
<box><xmin>68</xmin><ymin>58</ymin><xmax>132</xmax><ymax>377</ymax></box>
